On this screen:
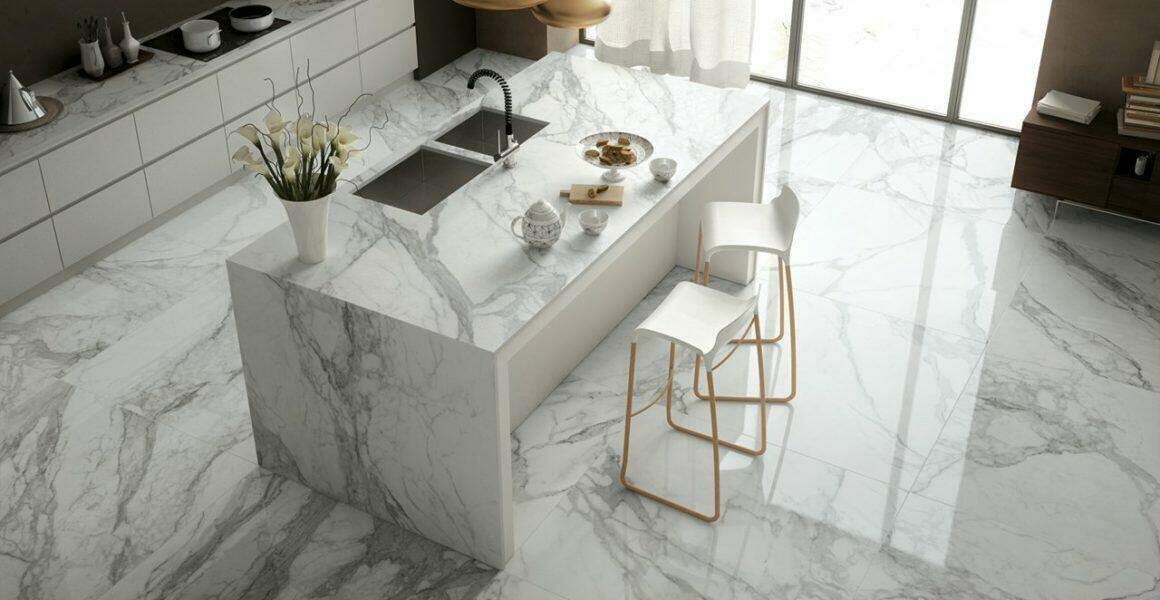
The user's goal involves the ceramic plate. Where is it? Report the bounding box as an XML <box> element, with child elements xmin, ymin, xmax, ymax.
<box><xmin>578</xmin><ymin>131</ymin><xmax>655</xmax><ymax>170</ymax></box>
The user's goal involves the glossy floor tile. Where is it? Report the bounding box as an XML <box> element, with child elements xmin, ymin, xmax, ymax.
<box><xmin>3</xmin><ymin>49</ymin><xmax>1160</xmax><ymax>600</ymax></box>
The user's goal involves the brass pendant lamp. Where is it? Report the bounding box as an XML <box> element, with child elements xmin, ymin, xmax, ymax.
<box><xmin>452</xmin><ymin>0</ymin><xmax>611</xmax><ymax>29</ymax></box>
<box><xmin>529</xmin><ymin>0</ymin><xmax>611</xmax><ymax>28</ymax></box>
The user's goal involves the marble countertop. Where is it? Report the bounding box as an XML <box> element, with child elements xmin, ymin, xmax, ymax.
<box><xmin>228</xmin><ymin>52</ymin><xmax>769</xmax><ymax>354</ymax></box>
<box><xmin>0</xmin><ymin>0</ymin><xmax>357</xmax><ymax>174</ymax></box>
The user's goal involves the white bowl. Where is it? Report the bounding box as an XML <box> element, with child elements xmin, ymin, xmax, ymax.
<box><xmin>579</xmin><ymin>209</ymin><xmax>608</xmax><ymax>236</ymax></box>
<box><xmin>650</xmin><ymin>157</ymin><xmax>677</xmax><ymax>183</ymax></box>
<box><xmin>180</xmin><ymin>19</ymin><xmax>221</xmax><ymax>53</ymax></box>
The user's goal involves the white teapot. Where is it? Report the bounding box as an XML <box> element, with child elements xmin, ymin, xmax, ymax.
<box><xmin>511</xmin><ymin>199</ymin><xmax>568</xmax><ymax>248</ymax></box>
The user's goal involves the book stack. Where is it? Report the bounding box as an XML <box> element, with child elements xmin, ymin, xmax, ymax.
<box><xmin>1119</xmin><ymin>42</ymin><xmax>1160</xmax><ymax>140</ymax></box>
<box><xmin>1036</xmin><ymin>90</ymin><xmax>1101</xmax><ymax>124</ymax></box>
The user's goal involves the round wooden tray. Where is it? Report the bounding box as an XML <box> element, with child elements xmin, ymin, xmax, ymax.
<box><xmin>0</xmin><ymin>97</ymin><xmax>63</xmax><ymax>133</ymax></box>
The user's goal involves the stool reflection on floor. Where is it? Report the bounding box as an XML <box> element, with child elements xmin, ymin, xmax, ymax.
<box><xmin>618</xmin><ymin>281</ymin><xmax>768</xmax><ymax>522</ymax></box>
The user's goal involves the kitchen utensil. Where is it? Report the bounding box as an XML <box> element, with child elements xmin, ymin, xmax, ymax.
<box><xmin>181</xmin><ymin>19</ymin><xmax>222</xmax><ymax>53</ymax></box>
<box><xmin>579</xmin><ymin>209</ymin><xmax>609</xmax><ymax>235</ymax></box>
<box><xmin>229</xmin><ymin>5</ymin><xmax>275</xmax><ymax>32</ymax></box>
<box><xmin>120</xmin><ymin>12</ymin><xmax>141</xmax><ymax>63</ymax></box>
<box><xmin>1</xmin><ymin>71</ymin><xmax>46</xmax><ymax>126</ymax></box>
<box><xmin>650</xmin><ymin>157</ymin><xmax>677</xmax><ymax>183</ymax></box>
<box><xmin>511</xmin><ymin>199</ymin><xmax>568</xmax><ymax>248</ymax></box>
<box><xmin>559</xmin><ymin>184</ymin><xmax>624</xmax><ymax>206</ymax></box>
<box><xmin>578</xmin><ymin>131</ymin><xmax>654</xmax><ymax>182</ymax></box>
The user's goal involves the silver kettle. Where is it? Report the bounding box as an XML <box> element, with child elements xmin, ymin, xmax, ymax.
<box><xmin>2</xmin><ymin>71</ymin><xmax>47</xmax><ymax>126</ymax></box>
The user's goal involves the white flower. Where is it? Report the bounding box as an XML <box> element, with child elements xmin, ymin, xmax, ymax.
<box><xmin>264</xmin><ymin>110</ymin><xmax>286</xmax><ymax>134</ymax></box>
<box><xmin>312</xmin><ymin>127</ymin><xmax>327</xmax><ymax>152</ymax></box>
<box><xmin>282</xmin><ymin>164</ymin><xmax>297</xmax><ymax>181</ymax></box>
<box><xmin>244</xmin><ymin>162</ymin><xmax>270</xmax><ymax>176</ymax></box>
<box><xmin>334</xmin><ymin>127</ymin><xmax>358</xmax><ymax>147</ymax></box>
<box><xmin>237</xmin><ymin>124</ymin><xmax>260</xmax><ymax>145</ymax></box>
<box><xmin>296</xmin><ymin>116</ymin><xmax>314</xmax><ymax>141</ymax></box>
<box><xmin>327</xmin><ymin>154</ymin><xmax>347</xmax><ymax>173</ymax></box>
<box><xmin>231</xmin><ymin>146</ymin><xmax>258</xmax><ymax>164</ymax></box>
<box><xmin>283</xmin><ymin>147</ymin><xmax>301</xmax><ymax>169</ymax></box>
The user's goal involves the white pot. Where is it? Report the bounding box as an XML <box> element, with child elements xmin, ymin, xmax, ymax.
<box><xmin>181</xmin><ymin>19</ymin><xmax>221</xmax><ymax>53</ymax></box>
<box><xmin>281</xmin><ymin>196</ymin><xmax>330</xmax><ymax>264</ymax></box>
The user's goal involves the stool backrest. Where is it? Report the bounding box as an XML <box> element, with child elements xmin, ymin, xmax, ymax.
<box><xmin>706</xmin><ymin>293</ymin><xmax>759</xmax><ymax>365</ymax></box>
<box><xmin>772</xmin><ymin>186</ymin><xmax>800</xmax><ymax>251</ymax></box>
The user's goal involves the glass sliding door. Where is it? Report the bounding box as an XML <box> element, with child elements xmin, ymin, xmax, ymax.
<box><xmin>750</xmin><ymin>0</ymin><xmax>795</xmax><ymax>81</ymax></box>
<box><xmin>796</xmin><ymin>0</ymin><xmax>966</xmax><ymax>114</ymax></box>
<box><xmin>957</xmin><ymin>0</ymin><xmax>1052</xmax><ymax>130</ymax></box>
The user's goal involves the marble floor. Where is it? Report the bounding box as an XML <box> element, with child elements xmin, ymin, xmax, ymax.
<box><xmin>3</xmin><ymin>49</ymin><xmax>1159</xmax><ymax>600</ymax></box>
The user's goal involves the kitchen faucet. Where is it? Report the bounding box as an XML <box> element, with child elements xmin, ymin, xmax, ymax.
<box><xmin>467</xmin><ymin>69</ymin><xmax>519</xmax><ymax>168</ymax></box>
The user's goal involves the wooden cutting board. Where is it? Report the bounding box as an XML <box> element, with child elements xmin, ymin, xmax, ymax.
<box><xmin>559</xmin><ymin>184</ymin><xmax>624</xmax><ymax>206</ymax></box>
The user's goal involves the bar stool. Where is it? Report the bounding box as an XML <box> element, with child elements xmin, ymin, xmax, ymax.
<box><xmin>619</xmin><ymin>281</ymin><xmax>768</xmax><ymax>522</ymax></box>
<box><xmin>691</xmin><ymin>187</ymin><xmax>800</xmax><ymax>403</ymax></box>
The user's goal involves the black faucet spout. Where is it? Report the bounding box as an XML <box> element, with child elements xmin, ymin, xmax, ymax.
<box><xmin>466</xmin><ymin>69</ymin><xmax>513</xmax><ymax>137</ymax></box>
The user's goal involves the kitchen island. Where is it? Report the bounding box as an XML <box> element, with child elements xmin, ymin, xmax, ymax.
<box><xmin>226</xmin><ymin>52</ymin><xmax>769</xmax><ymax>568</ymax></box>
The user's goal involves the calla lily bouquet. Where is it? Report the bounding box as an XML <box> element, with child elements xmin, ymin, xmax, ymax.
<box><xmin>232</xmin><ymin>111</ymin><xmax>361</xmax><ymax>202</ymax></box>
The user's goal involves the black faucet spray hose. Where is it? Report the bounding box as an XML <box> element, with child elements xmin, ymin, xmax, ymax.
<box><xmin>466</xmin><ymin>69</ymin><xmax>513</xmax><ymax>136</ymax></box>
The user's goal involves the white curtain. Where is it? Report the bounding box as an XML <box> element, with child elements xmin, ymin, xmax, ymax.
<box><xmin>594</xmin><ymin>0</ymin><xmax>756</xmax><ymax>88</ymax></box>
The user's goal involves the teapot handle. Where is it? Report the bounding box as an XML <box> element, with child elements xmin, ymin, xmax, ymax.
<box><xmin>510</xmin><ymin>216</ymin><xmax>526</xmax><ymax>241</ymax></box>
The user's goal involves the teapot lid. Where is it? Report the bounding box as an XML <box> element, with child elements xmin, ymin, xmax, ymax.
<box><xmin>526</xmin><ymin>199</ymin><xmax>558</xmax><ymax>216</ymax></box>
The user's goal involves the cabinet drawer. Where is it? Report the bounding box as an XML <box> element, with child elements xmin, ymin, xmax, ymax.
<box><xmin>305</xmin><ymin>59</ymin><xmax>363</xmax><ymax>121</ymax></box>
<box><xmin>1012</xmin><ymin>125</ymin><xmax>1117</xmax><ymax>207</ymax></box>
<box><xmin>0</xmin><ymin>161</ymin><xmax>50</xmax><ymax>240</ymax></box>
<box><xmin>145</xmin><ymin>129</ymin><xmax>230</xmax><ymax>215</ymax></box>
<box><xmin>53</xmin><ymin>172</ymin><xmax>151</xmax><ymax>266</ymax></box>
<box><xmin>0</xmin><ymin>220</ymin><xmax>62</xmax><ymax>305</ymax></box>
<box><xmin>135</xmin><ymin>76</ymin><xmax>224</xmax><ymax>163</ymax></box>
<box><xmin>1108</xmin><ymin>177</ymin><xmax>1160</xmax><ymax>221</ymax></box>
<box><xmin>359</xmin><ymin>26</ymin><xmax>417</xmax><ymax>93</ymax></box>
<box><xmin>291</xmin><ymin>10</ymin><xmax>358</xmax><ymax>76</ymax></box>
<box><xmin>40</xmin><ymin>115</ymin><xmax>143</xmax><ymax>211</ymax></box>
<box><xmin>356</xmin><ymin>0</ymin><xmax>415</xmax><ymax>50</ymax></box>
<box><xmin>218</xmin><ymin>40</ymin><xmax>295</xmax><ymax>121</ymax></box>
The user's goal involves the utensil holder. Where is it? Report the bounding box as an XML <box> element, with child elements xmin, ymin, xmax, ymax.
<box><xmin>80</xmin><ymin>41</ymin><xmax>105</xmax><ymax>79</ymax></box>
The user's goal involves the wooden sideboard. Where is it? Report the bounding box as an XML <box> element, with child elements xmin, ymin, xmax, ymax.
<box><xmin>1012</xmin><ymin>109</ymin><xmax>1160</xmax><ymax>223</ymax></box>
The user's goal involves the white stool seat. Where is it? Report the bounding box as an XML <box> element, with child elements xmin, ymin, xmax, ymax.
<box><xmin>634</xmin><ymin>281</ymin><xmax>757</xmax><ymax>361</ymax></box>
<box><xmin>701</xmin><ymin>201</ymin><xmax>793</xmax><ymax>259</ymax></box>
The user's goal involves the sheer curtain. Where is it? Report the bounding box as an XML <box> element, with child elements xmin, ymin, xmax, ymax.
<box><xmin>594</xmin><ymin>0</ymin><xmax>756</xmax><ymax>88</ymax></box>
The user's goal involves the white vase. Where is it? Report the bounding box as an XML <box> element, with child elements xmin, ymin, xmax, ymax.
<box><xmin>120</xmin><ymin>17</ymin><xmax>141</xmax><ymax>64</ymax></box>
<box><xmin>79</xmin><ymin>41</ymin><xmax>105</xmax><ymax>78</ymax></box>
<box><xmin>281</xmin><ymin>196</ymin><xmax>330</xmax><ymax>264</ymax></box>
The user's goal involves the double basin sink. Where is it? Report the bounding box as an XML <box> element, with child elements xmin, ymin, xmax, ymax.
<box><xmin>355</xmin><ymin>108</ymin><xmax>547</xmax><ymax>215</ymax></box>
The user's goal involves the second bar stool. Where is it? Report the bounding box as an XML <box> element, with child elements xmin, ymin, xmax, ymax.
<box><xmin>691</xmin><ymin>187</ymin><xmax>800</xmax><ymax>403</ymax></box>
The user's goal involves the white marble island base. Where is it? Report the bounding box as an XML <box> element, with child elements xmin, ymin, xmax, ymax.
<box><xmin>228</xmin><ymin>52</ymin><xmax>769</xmax><ymax>568</ymax></box>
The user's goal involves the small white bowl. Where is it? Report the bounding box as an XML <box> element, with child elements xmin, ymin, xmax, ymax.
<box><xmin>650</xmin><ymin>157</ymin><xmax>677</xmax><ymax>183</ymax></box>
<box><xmin>579</xmin><ymin>209</ymin><xmax>608</xmax><ymax>236</ymax></box>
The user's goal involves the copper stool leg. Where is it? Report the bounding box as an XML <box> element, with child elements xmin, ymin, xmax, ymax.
<box><xmin>620</xmin><ymin>341</ymin><xmax>722</xmax><ymax>522</ymax></box>
<box><xmin>694</xmin><ymin>260</ymin><xmax>797</xmax><ymax>403</ymax></box>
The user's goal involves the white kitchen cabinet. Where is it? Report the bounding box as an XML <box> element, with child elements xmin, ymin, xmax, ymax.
<box><xmin>0</xmin><ymin>160</ymin><xmax>50</xmax><ymax>241</ymax></box>
<box><xmin>135</xmin><ymin>76</ymin><xmax>225</xmax><ymax>163</ymax></box>
<box><xmin>218</xmin><ymin>39</ymin><xmax>296</xmax><ymax>121</ymax></box>
<box><xmin>356</xmin><ymin>0</ymin><xmax>415</xmax><ymax>50</ymax></box>
<box><xmin>358</xmin><ymin>27</ymin><xmax>417</xmax><ymax>93</ymax></box>
<box><xmin>145</xmin><ymin>128</ymin><xmax>230</xmax><ymax>216</ymax></box>
<box><xmin>303</xmin><ymin>59</ymin><xmax>363</xmax><ymax>121</ymax></box>
<box><xmin>39</xmin><ymin>115</ymin><xmax>142</xmax><ymax>212</ymax></box>
<box><xmin>53</xmin><ymin>171</ymin><xmax>151</xmax><ymax>267</ymax></box>
<box><xmin>291</xmin><ymin>10</ymin><xmax>359</xmax><ymax>77</ymax></box>
<box><xmin>0</xmin><ymin>220</ymin><xmax>62</xmax><ymax>305</ymax></box>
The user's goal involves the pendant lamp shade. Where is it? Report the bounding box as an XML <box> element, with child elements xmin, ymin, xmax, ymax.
<box><xmin>451</xmin><ymin>0</ymin><xmax>544</xmax><ymax>9</ymax></box>
<box><xmin>529</xmin><ymin>0</ymin><xmax>611</xmax><ymax>28</ymax></box>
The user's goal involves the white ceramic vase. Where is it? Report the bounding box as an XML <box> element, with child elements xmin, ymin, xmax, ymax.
<box><xmin>120</xmin><ymin>17</ymin><xmax>141</xmax><ymax>64</ymax></box>
<box><xmin>79</xmin><ymin>41</ymin><xmax>105</xmax><ymax>78</ymax></box>
<box><xmin>281</xmin><ymin>196</ymin><xmax>330</xmax><ymax>264</ymax></box>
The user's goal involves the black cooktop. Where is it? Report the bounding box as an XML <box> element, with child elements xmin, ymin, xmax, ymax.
<box><xmin>145</xmin><ymin>7</ymin><xmax>291</xmax><ymax>62</ymax></box>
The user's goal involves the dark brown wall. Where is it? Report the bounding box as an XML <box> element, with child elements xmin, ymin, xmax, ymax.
<box><xmin>415</xmin><ymin>0</ymin><xmax>476</xmax><ymax>79</ymax></box>
<box><xmin>475</xmin><ymin>9</ymin><xmax>576</xmax><ymax>61</ymax></box>
<box><xmin>0</xmin><ymin>0</ymin><xmax>222</xmax><ymax>82</ymax></box>
<box><xmin>1034</xmin><ymin>0</ymin><xmax>1160</xmax><ymax>110</ymax></box>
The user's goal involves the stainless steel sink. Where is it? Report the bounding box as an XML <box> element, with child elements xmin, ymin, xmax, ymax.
<box><xmin>435</xmin><ymin>108</ymin><xmax>548</xmax><ymax>156</ymax></box>
<box><xmin>354</xmin><ymin>147</ymin><xmax>490</xmax><ymax>215</ymax></box>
